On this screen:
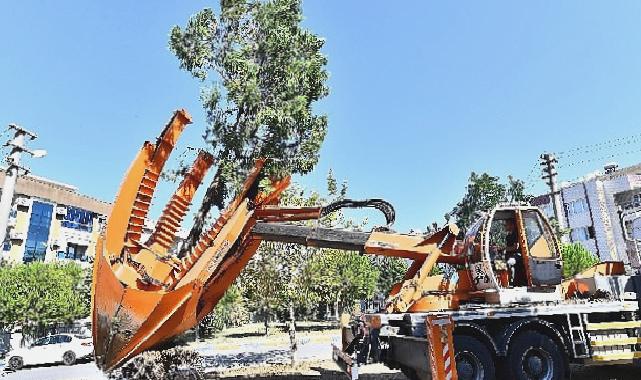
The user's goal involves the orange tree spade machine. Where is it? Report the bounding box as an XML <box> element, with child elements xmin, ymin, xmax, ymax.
<box><xmin>92</xmin><ymin>110</ymin><xmax>641</xmax><ymax>380</ymax></box>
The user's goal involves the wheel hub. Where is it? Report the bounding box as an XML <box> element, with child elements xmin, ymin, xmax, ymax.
<box><xmin>522</xmin><ymin>348</ymin><xmax>552</xmax><ymax>380</ymax></box>
<box><xmin>456</xmin><ymin>351</ymin><xmax>484</xmax><ymax>380</ymax></box>
<box><xmin>526</xmin><ymin>355</ymin><xmax>543</xmax><ymax>376</ymax></box>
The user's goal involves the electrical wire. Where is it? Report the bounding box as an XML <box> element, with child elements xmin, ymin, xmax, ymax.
<box><xmin>558</xmin><ymin>146</ymin><xmax>641</xmax><ymax>169</ymax></box>
<box><xmin>555</xmin><ymin>131</ymin><xmax>641</xmax><ymax>159</ymax></box>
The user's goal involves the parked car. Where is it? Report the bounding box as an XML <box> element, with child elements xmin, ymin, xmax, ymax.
<box><xmin>5</xmin><ymin>333</ymin><xmax>93</xmax><ymax>370</ymax></box>
<box><xmin>0</xmin><ymin>329</ymin><xmax>10</xmax><ymax>358</ymax></box>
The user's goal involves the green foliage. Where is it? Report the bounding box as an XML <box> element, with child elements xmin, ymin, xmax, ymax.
<box><xmin>562</xmin><ymin>243</ymin><xmax>600</xmax><ymax>278</ymax></box>
<box><xmin>239</xmin><ymin>240</ymin><xmax>301</xmax><ymax>324</ymax></box>
<box><xmin>0</xmin><ymin>262</ymin><xmax>89</xmax><ymax>328</ymax></box>
<box><xmin>239</xmin><ymin>181</ymin><xmax>326</xmax><ymax>324</ymax></box>
<box><xmin>373</xmin><ymin>256</ymin><xmax>408</xmax><ymax>295</ymax></box>
<box><xmin>200</xmin><ymin>285</ymin><xmax>248</xmax><ymax>336</ymax></box>
<box><xmin>448</xmin><ymin>172</ymin><xmax>531</xmax><ymax>232</ymax></box>
<box><xmin>169</xmin><ymin>0</ymin><xmax>328</xmax><ymax>179</ymax></box>
<box><xmin>306</xmin><ymin>250</ymin><xmax>379</xmax><ymax>313</ymax></box>
<box><xmin>549</xmin><ymin>218</ymin><xmax>571</xmax><ymax>241</ymax></box>
<box><xmin>170</xmin><ymin>0</ymin><xmax>329</xmax><ymax>255</ymax></box>
<box><xmin>428</xmin><ymin>264</ymin><xmax>444</xmax><ymax>276</ymax></box>
<box><xmin>239</xmin><ymin>171</ymin><xmax>384</xmax><ymax>321</ymax></box>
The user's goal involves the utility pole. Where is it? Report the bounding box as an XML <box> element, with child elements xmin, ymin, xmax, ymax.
<box><xmin>0</xmin><ymin>124</ymin><xmax>46</xmax><ymax>249</ymax></box>
<box><xmin>540</xmin><ymin>153</ymin><xmax>566</xmax><ymax>237</ymax></box>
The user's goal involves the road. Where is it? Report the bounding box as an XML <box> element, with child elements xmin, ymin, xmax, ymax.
<box><xmin>1</xmin><ymin>360</ymin><xmax>106</xmax><ymax>380</ymax></box>
<box><xmin>2</xmin><ymin>354</ymin><xmax>641</xmax><ymax>379</ymax></box>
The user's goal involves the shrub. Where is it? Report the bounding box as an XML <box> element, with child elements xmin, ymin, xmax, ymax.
<box><xmin>562</xmin><ymin>243</ymin><xmax>600</xmax><ymax>278</ymax></box>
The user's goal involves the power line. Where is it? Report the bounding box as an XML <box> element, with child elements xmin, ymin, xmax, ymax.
<box><xmin>523</xmin><ymin>161</ymin><xmax>542</xmax><ymax>192</ymax></box>
<box><xmin>557</xmin><ymin>134</ymin><xmax>641</xmax><ymax>161</ymax></box>
<box><xmin>558</xmin><ymin>146</ymin><xmax>641</xmax><ymax>169</ymax></box>
<box><xmin>555</xmin><ymin>131</ymin><xmax>641</xmax><ymax>158</ymax></box>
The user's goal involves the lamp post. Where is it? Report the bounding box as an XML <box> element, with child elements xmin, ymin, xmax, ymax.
<box><xmin>0</xmin><ymin>124</ymin><xmax>46</xmax><ymax>249</ymax></box>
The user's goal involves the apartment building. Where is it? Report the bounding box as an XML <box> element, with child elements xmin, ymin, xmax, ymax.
<box><xmin>0</xmin><ymin>170</ymin><xmax>111</xmax><ymax>264</ymax></box>
<box><xmin>534</xmin><ymin>163</ymin><xmax>641</xmax><ymax>263</ymax></box>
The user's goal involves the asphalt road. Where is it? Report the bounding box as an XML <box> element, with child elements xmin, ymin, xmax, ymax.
<box><xmin>2</xmin><ymin>357</ymin><xmax>641</xmax><ymax>379</ymax></box>
<box><xmin>1</xmin><ymin>359</ymin><xmax>106</xmax><ymax>380</ymax></box>
<box><xmin>568</xmin><ymin>364</ymin><xmax>641</xmax><ymax>380</ymax></box>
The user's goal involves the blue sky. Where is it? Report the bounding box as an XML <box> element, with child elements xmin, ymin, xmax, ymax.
<box><xmin>2</xmin><ymin>1</ymin><xmax>641</xmax><ymax>232</ymax></box>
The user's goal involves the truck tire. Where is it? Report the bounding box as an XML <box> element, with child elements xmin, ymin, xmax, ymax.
<box><xmin>506</xmin><ymin>330</ymin><xmax>565</xmax><ymax>380</ymax></box>
<box><xmin>454</xmin><ymin>335</ymin><xmax>496</xmax><ymax>380</ymax></box>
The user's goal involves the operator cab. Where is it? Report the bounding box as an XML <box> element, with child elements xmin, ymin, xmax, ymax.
<box><xmin>465</xmin><ymin>204</ymin><xmax>563</xmax><ymax>303</ymax></box>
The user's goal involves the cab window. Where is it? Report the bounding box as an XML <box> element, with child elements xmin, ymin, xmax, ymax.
<box><xmin>465</xmin><ymin>216</ymin><xmax>485</xmax><ymax>262</ymax></box>
<box><xmin>522</xmin><ymin>210</ymin><xmax>553</xmax><ymax>258</ymax></box>
<box><xmin>489</xmin><ymin>219</ymin><xmax>507</xmax><ymax>252</ymax></box>
<box><xmin>488</xmin><ymin>210</ymin><xmax>518</xmax><ymax>259</ymax></box>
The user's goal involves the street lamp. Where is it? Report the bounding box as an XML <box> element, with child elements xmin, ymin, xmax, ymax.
<box><xmin>30</xmin><ymin>150</ymin><xmax>47</xmax><ymax>159</ymax></box>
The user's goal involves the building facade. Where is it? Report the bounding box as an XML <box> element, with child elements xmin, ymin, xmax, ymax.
<box><xmin>0</xmin><ymin>170</ymin><xmax>111</xmax><ymax>264</ymax></box>
<box><xmin>534</xmin><ymin>163</ymin><xmax>641</xmax><ymax>263</ymax></box>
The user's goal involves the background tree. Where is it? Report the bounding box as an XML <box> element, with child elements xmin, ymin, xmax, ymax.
<box><xmin>199</xmin><ymin>284</ymin><xmax>248</xmax><ymax>337</ymax></box>
<box><xmin>306</xmin><ymin>250</ymin><xmax>379</xmax><ymax>320</ymax></box>
<box><xmin>238</xmin><ymin>170</ymin><xmax>381</xmax><ymax>324</ymax></box>
<box><xmin>169</xmin><ymin>0</ymin><xmax>329</xmax><ymax>255</ymax></box>
<box><xmin>239</xmin><ymin>171</ymin><xmax>343</xmax><ymax>321</ymax></box>
<box><xmin>239</xmin><ymin>242</ymin><xmax>295</xmax><ymax>335</ymax></box>
<box><xmin>300</xmin><ymin>171</ymin><xmax>380</xmax><ymax>319</ymax></box>
<box><xmin>373</xmin><ymin>256</ymin><xmax>408</xmax><ymax>295</ymax></box>
<box><xmin>561</xmin><ymin>243</ymin><xmax>600</xmax><ymax>278</ymax></box>
<box><xmin>506</xmin><ymin>175</ymin><xmax>532</xmax><ymax>203</ymax></box>
<box><xmin>448</xmin><ymin>172</ymin><xmax>530</xmax><ymax>232</ymax></box>
<box><xmin>238</xmin><ymin>182</ymin><xmax>322</xmax><ymax>335</ymax></box>
<box><xmin>0</xmin><ymin>262</ymin><xmax>88</xmax><ymax>340</ymax></box>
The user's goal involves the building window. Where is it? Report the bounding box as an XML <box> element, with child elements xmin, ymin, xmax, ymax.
<box><xmin>24</xmin><ymin>201</ymin><xmax>53</xmax><ymax>262</ymax></box>
<box><xmin>61</xmin><ymin>206</ymin><xmax>94</xmax><ymax>232</ymax></box>
<box><xmin>564</xmin><ymin>198</ymin><xmax>588</xmax><ymax>215</ymax></box>
<box><xmin>571</xmin><ymin>226</ymin><xmax>592</xmax><ymax>241</ymax></box>
<box><xmin>65</xmin><ymin>243</ymin><xmax>88</xmax><ymax>261</ymax></box>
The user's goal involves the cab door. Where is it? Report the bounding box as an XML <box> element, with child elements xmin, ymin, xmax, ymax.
<box><xmin>519</xmin><ymin>209</ymin><xmax>562</xmax><ymax>286</ymax></box>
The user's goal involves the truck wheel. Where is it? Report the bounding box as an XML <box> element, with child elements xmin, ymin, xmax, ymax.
<box><xmin>506</xmin><ymin>331</ymin><xmax>565</xmax><ymax>380</ymax></box>
<box><xmin>454</xmin><ymin>335</ymin><xmax>496</xmax><ymax>380</ymax></box>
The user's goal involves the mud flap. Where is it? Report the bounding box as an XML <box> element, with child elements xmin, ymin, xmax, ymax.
<box><xmin>426</xmin><ymin>315</ymin><xmax>458</xmax><ymax>380</ymax></box>
<box><xmin>332</xmin><ymin>344</ymin><xmax>359</xmax><ymax>380</ymax></box>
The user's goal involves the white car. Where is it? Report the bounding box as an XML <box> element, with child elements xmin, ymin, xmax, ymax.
<box><xmin>5</xmin><ymin>333</ymin><xmax>93</xmax><ymax>370</ymax></box>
